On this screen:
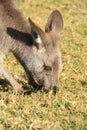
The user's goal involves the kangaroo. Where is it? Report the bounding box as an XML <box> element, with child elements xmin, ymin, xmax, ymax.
<box><xmin>0</xmin><ymin>0</ymin><xmax>63</xmax><ymax>93</ymax></box>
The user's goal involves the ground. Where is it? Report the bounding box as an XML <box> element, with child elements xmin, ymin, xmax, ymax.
<box><xmin>0</xmin><ymin>0</ymin><xmax>87</xmax><ymax>130</ymax></box>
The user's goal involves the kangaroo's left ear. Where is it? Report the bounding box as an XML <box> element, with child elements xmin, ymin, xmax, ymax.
<box><xmin>29</xmin><ymin>18</ymin><xmax>45</xmax><ymax>46</ymax></box>
<box><xmin>45</xmin><ymin>10</ymin><xmax>63</xmax><ymax>34</ymax></box>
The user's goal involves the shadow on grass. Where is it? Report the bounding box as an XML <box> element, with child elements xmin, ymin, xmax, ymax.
<box><xmin>0</xmin><ymin>78</ymin><xmax>43</xmax><ymax>95</ymax></box>
<box><xmin>0</xmin><ymin>79</ymin><xmax>57</xmax><ymax>95</ymax></box>
<box><xmin>80</xmin><ymin>81</ymin><xmax>87</xmax><ymax>87</ymax></box>
<box><xmin>23</xmin><ymin>84</ymin><xmax>43</xmax><ymax>95</ymax></box>
<box><xmin>0</xmin><ymin>78</ymin><xmax>10</xmax><ymax>92</ymax></box>
<box><xmin>23</xmin><ymin>84</ymin><xmax>58</xmax><ymax>95</ymax></box>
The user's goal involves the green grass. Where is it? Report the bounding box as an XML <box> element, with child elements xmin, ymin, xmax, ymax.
<box><xmin>0</xmin><ymin>0</ymin><xmax>87</xmax><ymax>129</ymax></box>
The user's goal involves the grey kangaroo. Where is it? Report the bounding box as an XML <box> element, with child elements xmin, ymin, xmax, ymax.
<box><xmin>0</xmin><ymin>0</ymin><xmax>63</xmax><ymax>93</ymax></box>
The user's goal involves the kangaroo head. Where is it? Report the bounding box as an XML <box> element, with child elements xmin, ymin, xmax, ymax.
<box><xmin>29</xmin><ymin>10</ymin><xmax>63</xmax><ymax>92</ymax></box>
<box><xmin>7</xmin><ymin>9</ymin><xmax>63</xmax><ymax>92</ymax></box>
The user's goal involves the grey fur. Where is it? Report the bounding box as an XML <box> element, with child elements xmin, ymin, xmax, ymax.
<box><xmin>0</xmin><ymin>0</ymin><xmax>63</xmax><ymax>92</ymax></box>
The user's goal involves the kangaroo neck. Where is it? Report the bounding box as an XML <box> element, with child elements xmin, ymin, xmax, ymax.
<box><xmin>12</xmin><ymin>40</ymin><xmax>35</xmax><ymax>76</ymax></box>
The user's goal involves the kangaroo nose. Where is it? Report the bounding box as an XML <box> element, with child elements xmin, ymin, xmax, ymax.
<box><xmin>53</xmin><ymin>86</ymin><xmax>59</xmax><ymax>94</ymax></box>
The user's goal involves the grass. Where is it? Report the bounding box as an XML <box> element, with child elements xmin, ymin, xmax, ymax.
<box><xmin>0</xmin><ymin>0</ymin><xmax>87</xmax><ymax>129</ymax></box>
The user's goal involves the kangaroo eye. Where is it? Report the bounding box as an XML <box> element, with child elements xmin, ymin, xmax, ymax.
<box><xmin>44</xmin><ymin>65</ymin><xmax>52</xmax><ymax>71</ymax></box>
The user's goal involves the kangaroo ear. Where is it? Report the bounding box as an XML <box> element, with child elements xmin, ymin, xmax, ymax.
<box><xmin>29</xmin><ymin>18</ymin><xmax>45</xmax><ymax>45</ymax></box>
<box><xmin>45</xmin><ymin>10</ymin><xmax>63</xmax><ymax>34</ymax></box>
